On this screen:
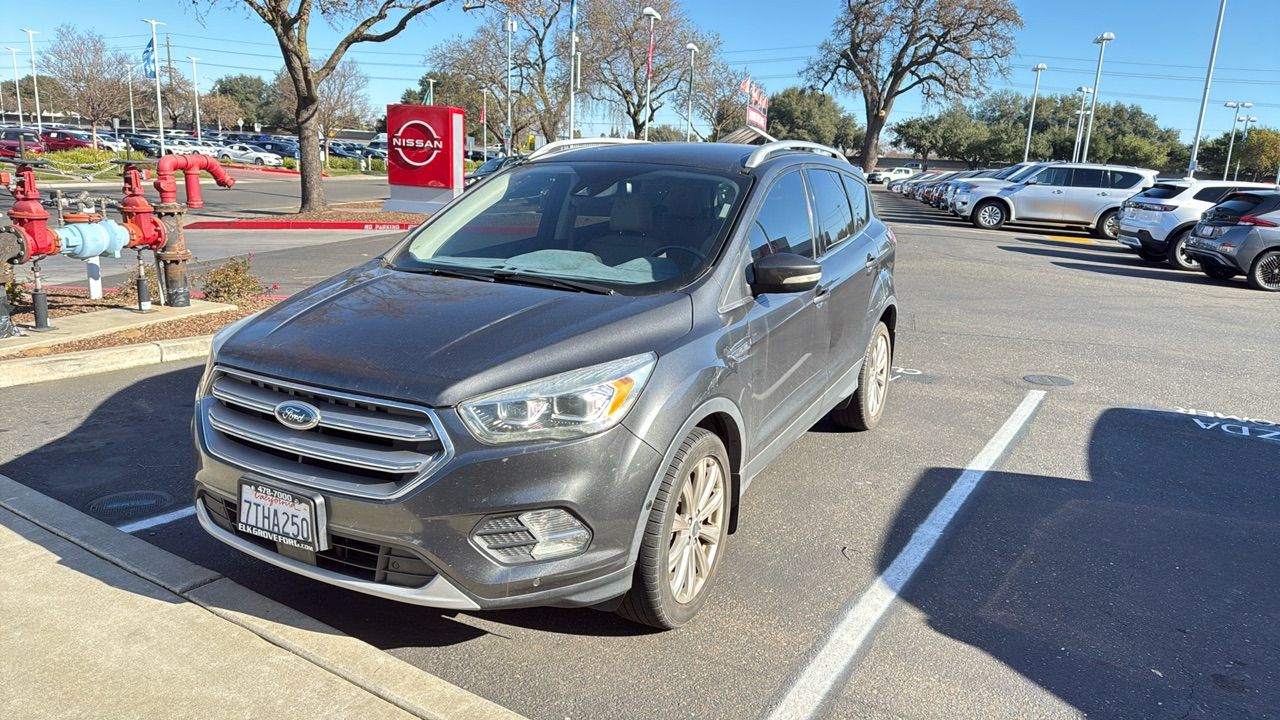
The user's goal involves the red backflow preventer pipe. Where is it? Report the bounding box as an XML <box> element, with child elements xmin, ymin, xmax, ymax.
<box><xmin>155</xmin><ymin>153</ymin><xmax>235</xmax><ymax>209</ymax></box>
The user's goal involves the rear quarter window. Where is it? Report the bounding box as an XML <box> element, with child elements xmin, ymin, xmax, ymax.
<box><xmin>1109</xmin><ymin>171</ymin><xmax>1144</xmax><ymax>189</ymax></box>
<box><xmin>1192</xmin><ymin>186</ymin><xmax>1233</xmax><ymax>203</ymax></box>
<box><xmin>1139</xmin><ymin>184</ymin><xmax>1188</xmax><ymax>200</ymax></box>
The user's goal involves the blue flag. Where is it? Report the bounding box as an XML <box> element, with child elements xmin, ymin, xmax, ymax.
<box><xmin>143</xmin><ymin>39</ymin><xmax>157</xmax><ymax>79</ymax></box>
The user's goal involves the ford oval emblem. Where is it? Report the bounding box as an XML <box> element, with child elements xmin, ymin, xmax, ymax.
<box><xmin>274</xmin><ymin>400</ymin><xmax>321</xmax><ymax>431</ymax></box>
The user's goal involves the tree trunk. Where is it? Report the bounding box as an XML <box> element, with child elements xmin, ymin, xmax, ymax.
<box><xmin>295</xmin><ymin>96</ymin><xmax>326</xmax><ymax>213</ymax></box>
<box><xmin>861</xmin><ymin>113</ymin><xmax>886</xmax><ymax>172</ymax></box>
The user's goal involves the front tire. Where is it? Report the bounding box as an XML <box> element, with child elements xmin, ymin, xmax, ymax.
<box><xmin>1247</xmin><ymin>250</ymin><xmax>1280</xmax><ymax>291</ymax></box>
<box><xmin>1094</xmin><ymin>209</ymin><xmax>1120</xmax><ymax>240</ymax></box>
<box><xmin>831</xmin><ymin>321</ymin><xmax>892</xmax><ymax>431</ymax></box>
<box><xmin>1165</xmin><ymin>229</ymin><xmax>1200</xmax><ymax>270</ymax></box>
<box><xmin>972</xmin><ymin>200</ymin><xmax>1007</xmax><ymax>231</ymax></box>
<box><xmin>254</xmin><ymin>157</ymin><xmax>265</xmax><ymax>165</ymax></box>
<box><xmin>617</xmin><ymin>428</ymin><xmax>730</xmax><ymax>629</ymax></box>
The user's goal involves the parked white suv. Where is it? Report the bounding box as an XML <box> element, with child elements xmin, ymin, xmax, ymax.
<box><xmin>1119</xmin><ymin>179</ymin><xmax>1276</xmax><ymax>270</ymax></box>
<box><xmin>963</xmin><ymin>163</ymin><xmax>1158</xmax><ymax>239</ymax></box>
<box><xmin>867</xmin><ymin>166</ymin><xmax>916</xmax><ymax>184</ymax></box>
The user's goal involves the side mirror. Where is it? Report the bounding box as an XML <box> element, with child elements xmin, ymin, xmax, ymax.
<box><xmin>1024</xmin><ymin>176</ymin><xmax>1039</xmax><ymax>185</ymax></box>
<box><xmin>750</xmin><ymin>252</ymin><xmax>822</xmax><ymax>295</ymax></box>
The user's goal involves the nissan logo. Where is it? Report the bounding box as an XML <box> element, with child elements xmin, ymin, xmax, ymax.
<box><xmin>274</xmin><ymin>400</ymin><xmax>321</xmax><ymax>431</ymax></box>
<box><xmin>391</xmin><ymin>119</ymin><xmax>444</xmax><ymax>167</ymax></box>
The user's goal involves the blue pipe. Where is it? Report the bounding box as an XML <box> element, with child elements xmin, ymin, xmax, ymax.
<box><xmin>58</xmin><ymin>219</ymin><xmax>132</xmax><ymax>260</ymax></box>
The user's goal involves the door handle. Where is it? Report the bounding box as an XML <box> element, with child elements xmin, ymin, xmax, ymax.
<box><xmin>1096</xmin><ymin>191</ymin><xmax>1109</xmax><ymax>196</ymax></box>
<box><xmin>814</xmin><ymin>282</ymin><xmax>833</xmax><ymax>303</ymax></box>
<box><xmin>864</xmin><ymin>253</ymin><xmax>878</xmax><ymax>274</ymax></box>
<box><xmin>1052</xmin><ymin>189</ymin><xmax>1065</xmax><ymax>194</ymax></box>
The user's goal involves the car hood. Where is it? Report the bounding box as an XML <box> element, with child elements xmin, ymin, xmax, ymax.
<box><xmin>215</xmin><ymin>262</ymin><xmax>693</xmax><ymax>407</ymax></box>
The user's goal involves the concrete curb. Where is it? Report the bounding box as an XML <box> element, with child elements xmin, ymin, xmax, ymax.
<box><xmin>0</xmin><ymin>474</ymin><xmax>525</xmax><ymax>720</ymax></box>
<box><xmin>0</xmin><ymin>335</ymin><xmax>213</xmax><ymax>389</ymax></box>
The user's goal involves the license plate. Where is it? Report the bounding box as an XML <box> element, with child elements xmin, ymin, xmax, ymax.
<box><xmin>237</xmin><ymin>480</ymin><xmax>327</xmax><ymax>552</ymax></box>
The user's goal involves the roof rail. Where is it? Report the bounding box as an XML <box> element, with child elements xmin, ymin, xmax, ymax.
<box><xmin>742</xmin><ymin>141</ymin><xmax>849</xmax><ymax>171</ymax></box>
<box><xmin>527</xmin><ymin>137</ymin><xmax>647</xmax><ymax>161</ymax></box>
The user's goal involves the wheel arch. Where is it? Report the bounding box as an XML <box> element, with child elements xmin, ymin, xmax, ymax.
<box><xmin>976</xmin><ymin>194</ymin><xmax>1014</xmax><ymax>221</ymax></box>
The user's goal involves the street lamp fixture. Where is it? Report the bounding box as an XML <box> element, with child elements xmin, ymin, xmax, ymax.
<box><xmin>18</xmin><ymin>28</ymin><xmax>40</xmax><ymax>134</ymax></box>
<box><xmin>1080</xmin><ymin>31</ymin><xmax>1114</xmax><ymax>163</ymax></box>
<box><xmin>1072</xmin><ymin>86</ymin><xmax>1093</xmax><ymax>163</ymax></box>
<box><xmin>1223</xmin><ymin>101</ymin><xmax>1254</xmax><ymax>180</ymax></box>
<box><xmin>1023</xmin><ymin>63</ymin><xmax>1047</xmax><ymax>162</ymax></box>
<box><xmin>641</xmin><ymin>6</ymin><xmax>661</xmax><ymax>141</ymax></box>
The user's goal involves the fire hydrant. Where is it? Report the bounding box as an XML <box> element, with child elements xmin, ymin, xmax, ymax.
<box><xmin>152</xmin><ymin>154</ymin><xmax>236</xmax><ymax>307</ymax></box>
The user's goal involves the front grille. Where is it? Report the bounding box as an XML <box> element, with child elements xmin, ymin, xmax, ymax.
<box><xmin>201</xmin><ymin>366</ymin><xmax>452</xmax><ymax>499</ymax></box>
<box><xmin>205</xmin><ymin>497</ymin><xmax>436</xmax><ymax>588</ymax></box>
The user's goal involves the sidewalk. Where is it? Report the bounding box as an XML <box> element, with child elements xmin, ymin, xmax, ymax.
<box><xmin>0</xmin><ymin>477</ymin><xmax>523</xmax><ymax>720</ymax></box>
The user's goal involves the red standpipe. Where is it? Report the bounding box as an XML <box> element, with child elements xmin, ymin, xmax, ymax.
<box><xmin>155</xmin><ymin>153</ymin><xmax>235</xmax><ymax>209</ymax></box>
<box><xmin>119</xmin><ymin>164</ymin><xmax>166</xmax><ymax>250</ymax></box>
<box><xmin>6</xmin><ymin>163</ymin><xmax>58</xmax><ymax>262</ymax></box>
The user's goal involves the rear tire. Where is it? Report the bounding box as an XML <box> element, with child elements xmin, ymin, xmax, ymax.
<box><xmin>972</xmin><ymin>200</ymin><xmax>1007</xmax><ymax>231</ymax></box>
<box><xmin>831</xmin><ymin>321</ymin><xmax>892</xmax><ymax>431</ymax></box>
<box><xmin>616</xmin><ymin>428</ymin><xmax>730</xmax><ymax>630</ymax></box>
<box><xmin>1094</xmin><ymin>209</ymin><xmax>1120</xmax><ymax>240</ymax></box>
<box><xmin>1246</xmin><ymin>250</ymin><xmax>1280</xmax><ymax>292</ymax></box>
<box><xmin>1165</xmin><ymin>229</ymin><xmax>1200</xmax><ymax>271</ymax></box>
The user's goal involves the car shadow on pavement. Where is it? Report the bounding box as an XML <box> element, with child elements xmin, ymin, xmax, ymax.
<box><xmin>999</xmin><ymin>244</ymin><xmax>1148</xmax><ymax>266</ymax></box>
<box><xmin>0</xmin><ymin>365</ymin><xmax>657</xmax><ymax>648</ymax></box>
<box><xmin>1051</xmin><ymin>262</ymin><xmax>1240</xmax><ymax>288</ymax></box>
<box><xmin>875</xmin><ymin>407</ymin><xmax>1280</xmax><ymax>719</ymax></box>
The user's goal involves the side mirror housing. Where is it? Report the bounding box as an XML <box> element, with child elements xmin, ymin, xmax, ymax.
<box><xmin>750</xmin><ymin>252</ymin><xmax>822</xmax><ymax>295</ymax></box>
<box><xmin>1024</xmin><ymin>176</ymin><xmax>1039</xmax><ymax>185</ymax></box>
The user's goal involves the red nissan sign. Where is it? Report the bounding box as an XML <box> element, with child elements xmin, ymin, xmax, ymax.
<box><xmin>385</xmin><ymin>104</ymin><xmax>464</xmax><ymax>190</ymax></box>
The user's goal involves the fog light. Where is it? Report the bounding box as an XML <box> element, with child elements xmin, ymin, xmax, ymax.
<box><xmin>473</xmin><ymin>509</ymin><xmax>591</xmax><ymax>563</ymax></box>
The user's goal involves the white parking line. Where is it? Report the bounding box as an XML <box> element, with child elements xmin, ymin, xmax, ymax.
<box><xmin>115</xmin><ymin>505</ymin><xmax>196</xmax><ymax>534</ymax></box>
<box><xmin>767</xmin><ymin>390</ymin><xmax>1047</xmax><ymax>720</ymax></box>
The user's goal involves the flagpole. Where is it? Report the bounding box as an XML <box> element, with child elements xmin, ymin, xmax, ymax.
<box><xmin>143</xmin><ymin>19</ymin><xmax>165</xmax><ymax>155</ymax></box>
<box><xmin>567</xmin><ymin>0</ymin><xmax>576</xmax><ymax>141</ymax></box>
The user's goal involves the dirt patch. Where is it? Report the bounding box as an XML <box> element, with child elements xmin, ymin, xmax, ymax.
<box><xmin>6</xmin><ymin>287</ymin><xmax>132</xmax><ymax>324</ymax></box>
<box><xmin>9</xmin><ymin>296</ymin><xmax>277</xmax><ymax>358</ymax></box>
<box><xmin>283</xmin><ymin>203</ymin><xmax>427</xmax><ymax>225</ymax></box>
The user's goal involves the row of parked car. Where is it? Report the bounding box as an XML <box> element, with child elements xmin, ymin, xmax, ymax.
<box><xmin>884</xmin><ymin>162</ymin><xmax>1280</xmax><ymax>291</ymax></box>
<box><xmin>0</xmin><ymin>124</ymin><xmax>387</xmax><ymax>165</ymax></box>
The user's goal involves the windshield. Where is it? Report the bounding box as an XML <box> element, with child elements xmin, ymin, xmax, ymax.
<box><xmin>992</xmin><ymin>164</ymin><xmax>1027</xmax><ymax>180</ymax></box>
<box><xmin>1008</xmin><ymin>164</ymin><xmax>1044</xmax><ymax>183</ymax></box>
<box><xmin>475</xmin><ymin>158</ymin><xmax>505</xmax><ymax>173</ymax></box>
<box><xmin>393</xmin><ymin>161</ymin><xmax>749</xmax><ymax>295</ymax></box>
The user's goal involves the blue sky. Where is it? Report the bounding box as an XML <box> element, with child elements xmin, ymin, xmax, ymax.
<box><xmin>1</xmin><ymin>0</ymin><xmax>1276</xmax><ymax>142</ymax></box>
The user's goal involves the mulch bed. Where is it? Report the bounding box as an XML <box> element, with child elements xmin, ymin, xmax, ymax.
<box><xmin>5</xmin><ymin>287</ymin><xmax>277</xmax><ymax>359</ymax></box>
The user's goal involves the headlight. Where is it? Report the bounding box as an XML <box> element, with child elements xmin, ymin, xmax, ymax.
<box><xmin>460</xmin><ymin>353</ymin><xmax>656</xmax><ymax>444</ymax></box>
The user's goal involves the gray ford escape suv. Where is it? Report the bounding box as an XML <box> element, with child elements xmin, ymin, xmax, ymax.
<box><xmin>193</xmin><ymin>140</ymin><xmax>898</xmax><ymax>628</ymax></box>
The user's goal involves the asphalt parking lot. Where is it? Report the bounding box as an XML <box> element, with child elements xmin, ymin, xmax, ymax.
<box><xmin>3</xmin><ymin>185</ymin><xmax>1276</xmax><ymax>719</ymax></box>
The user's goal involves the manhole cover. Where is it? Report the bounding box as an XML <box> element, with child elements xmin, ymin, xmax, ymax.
<box><xmin>1023</xmin><ymin>374</ymin><xmax>1075</xmax><ymax>387</ymax></box>
<box><xmin>86</xmin><ymin>490</ymin><xmax>172</xmax><ymax>517</ymax></box>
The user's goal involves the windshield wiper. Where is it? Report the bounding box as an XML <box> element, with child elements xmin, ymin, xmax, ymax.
<box><xmin>398</xmin><ymin>264</ymin><xmax>497</xmax><ymax>283</ymax></box>
<box><xmin>491</xmin><ymin>270</ymin><xmax>616</xmax><ymax>295</ymax></box>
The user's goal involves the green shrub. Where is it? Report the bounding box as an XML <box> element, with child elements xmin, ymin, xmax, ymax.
<box><xmin>44</xmin><ymin>148</ymin><xmax>125</xmax><ymax>167</ymax></box>
<box><xmin>283</xmin><ymin>158</ymin><xmax>298</xmax><ymax>170</ymax></box>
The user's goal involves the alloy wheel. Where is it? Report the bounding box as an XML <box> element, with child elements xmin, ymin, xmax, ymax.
<box><xmin>1104</xmin><ymin>214</ymin><xmax>1120</xmax><ymax>239</ymax></box>
<box><xmin>1258</xmin><ymin>253</ymin><xmax>1280</xmax><ymax>290</ymax></box>
<box><xmin>868</xmin><ymin>333</ymin><xmax>890</xmax><ymax>416</ymax></box>
<box><xmin>668</xmin><ymin>456</ymin><xmax>726</xmax><ymax>604</ymax></box>
<box><xmin>978</xmin><ymin>204</ymin><xmax>1003</xmax><ymax>227</ymax></box>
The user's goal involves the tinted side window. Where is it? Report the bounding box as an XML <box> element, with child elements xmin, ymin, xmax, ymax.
<box><xmin>806</xmin><ymin>169</ymin><xmax>855</xmax><ymax>252</ymax></box>
<box><xmin>749</xmin><ymin>172</ymin><xmax>815</xmax><ymax>260</ymax></box>
<box><xmin>1035</xmin><ymin>167</ymin><xmax>1071</xmax><ymax>186</ymax></box>
<box><xmin>841</xmin><ymin>173</ymin><xmax>871</xmax><ymax>232</ymax></box>
<box><xmin>1193</xmin><ymin>186</ymin><xmax>1233</xmax><ymax>203</ymax></box>
<box><xmin>1109</xmin><ymin>171</ymin><xmax>1143</xmax><ymax>189</ymax></box>
<box><xmin>1069</xmin><ymin>168</ymin><xmax>1105</xmax><ymax>188</ymax></box>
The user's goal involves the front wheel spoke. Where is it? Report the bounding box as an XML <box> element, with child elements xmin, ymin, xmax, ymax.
<box><xmin>696</xmin><ymin>487</ymin><xmax>723</xmax><ymax>522</ymax></box>
<box><xmin>668</xmin><ymin>533</ymin><xmax>689</xmax><ymax>571</ymax></box>
<box><xmin>696</xmin><ymin>461</ymin><xmax>719</xmax><ymax>510</ymax></box>
<box><xmin>671</xmin><ymin>540</ymin><xmax>690</xmax><ymax>590</ymax></box>
<box><xmin>698</xmin><ymin>521</ymin><xmax>720</xmax><ymax>544</ymax></box>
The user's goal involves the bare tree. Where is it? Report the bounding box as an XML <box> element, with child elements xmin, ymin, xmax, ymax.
<box><xmin>162</xmin><ymin>66</ymin><xmax>194</xmax><ymax>130</ymax></box>
<box><xmin>277</xmin><ymin>60</ymin><xmax>372</xmax><ymax>165</ymax></box>
<box><xmin>806</xmin><ymin>0</ymin><xmax>1021</xmax><ymax>171</ymax></box>
<box><xmin>212</xmin><ymin>0</ymin><xmax>449</xmax><ymax>211</ymax></box>
<box><xmin>201</xmin><ymin>93</ymin><xmax>243</xmax><ymax>132</ymax></box>
<box><xmin>578</xmin><ymin>0</ymin><xmax>715</xmax><ymax>139</ymax></box>
<box><xmin>691</xmin><ymin>58</ymin><xmax>745</xmax><ymax>141</ymax></box>
<box><xmin>41</xmin><ymin>25</ymin><xmax>131</xmax><ymax>146</ymax></box>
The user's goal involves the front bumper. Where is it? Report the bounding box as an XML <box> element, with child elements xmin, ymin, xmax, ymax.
<box><xmin>194</xmin><ymin>397</ymin><xmax>662</xmax><ymax>610</ymax></box>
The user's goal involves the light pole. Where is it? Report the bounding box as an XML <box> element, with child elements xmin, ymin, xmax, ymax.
<box><xmin>685</xmin><ymin>42</ymin><xmax>699</xmax><ymax>142</ymax></box>
<box><xmin>424</xmin><ymin>78</ymin><xmax>435</xmax><ymax>105</ymax></box>
<box><xmin>143</xmin><ymin>19</ymin><xmax>166</xmax><ymax>156</ymax></box>
<box><xmin>19</xmin><ymin>28</ymin><xmax>40</xmax><ymax>134</ymax></box>
<box><xmin>1080</xmin><ymin>31</ymin><xmax>1113</xmax><ymax>163</ymax></box>
<box><xmin>1222</xmin><ymin>101</ymin><xmax>1252</xmax><ymax>180</ymax></box>
<box><xmin>7</xmin><ymin>49</ymin><xmax>22</xmax><ymax>126</ymax></box>
<box><xmin>127</xmin><ymin>65</ymin><xmax>136</xmax><ymax>132</ymax></box>
<box><xmin>481</xmin><ymin>86</ymin><xmax>489</xmax><ymax>154</ymax></box>
<box><xmin>505</xmin><ymin>13</ymin><xmax>515</xmax><ymax>154</ymax></box>
<box><xmin>1188</xmin><ymin>0</ymin><xmax>1228</xmax><ymax>179</ymax></box>
<box><xmin>1023</xmin><ymin>63</ymin><xmax>1047</xmax><ymax>162</ymax></box>
<box><xmin>187</xmin><ymin>56</ymin><xmax>201</xmax><ymax>141</ymax></box>
<box><xmin>641</xmin><ymin>6</ymin><xmax>661</xmax><ymax>141</ymax></box>
<box><xmin>1234</xmin><ymin>115</ymin><xmax>1258</xmax><ymax>181</ymax></box>
<box><xmin>1071</xmin><ymin>86</ymin><xmax>1093</xmax><ymax>163</ymax></box>
<box><xmin>568</xmin><ymin>0</ymin><xmax>577</xmax><ymax>140</ymax></box>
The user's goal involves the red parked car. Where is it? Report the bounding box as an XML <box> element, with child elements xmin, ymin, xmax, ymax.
<box><xmin>40</xmin><ymin>129</ymin><xmax>95</xmax><ymax>151</ymax></box>
<box><xmin>0</xmin><ymin>128</ymin><xmax>45</xmax><ymax>158</ymax></box>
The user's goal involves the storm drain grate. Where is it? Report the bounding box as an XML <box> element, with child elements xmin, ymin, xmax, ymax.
<box><xmin>86</xmin><ymin>491</ymin><xmax>172</xmax><ymax>518</ymax></box>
